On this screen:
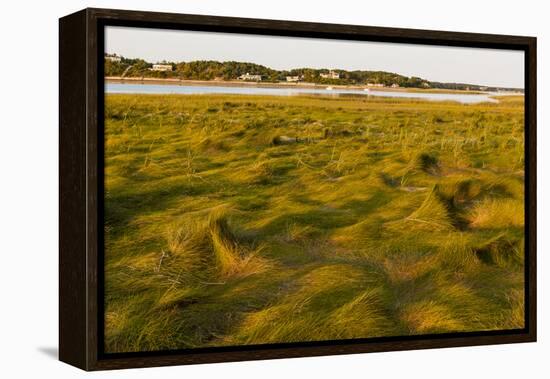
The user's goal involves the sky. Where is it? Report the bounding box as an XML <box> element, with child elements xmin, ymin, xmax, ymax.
<box><xmin>105</xmin><ymin>26</ymin><xmax>524</xmax><ymax>88</ymax></box>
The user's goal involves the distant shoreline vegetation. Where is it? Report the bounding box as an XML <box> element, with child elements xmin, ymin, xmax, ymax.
<box><xmin>104</xmin><ymin>54</ymin><xmax>523</xmax><ymax>93</ymax></box>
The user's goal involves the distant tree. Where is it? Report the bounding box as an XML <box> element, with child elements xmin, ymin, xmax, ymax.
<box><xmin>104</xmin><ymin>60</ymin><xmax>128</xmax><ymax>76</ymax></box>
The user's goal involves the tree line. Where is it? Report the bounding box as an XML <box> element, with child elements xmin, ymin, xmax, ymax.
<box><xmin>104</xmin><ymin>55</ymin><xmax>522</xmax><ymax>92</ymax></box>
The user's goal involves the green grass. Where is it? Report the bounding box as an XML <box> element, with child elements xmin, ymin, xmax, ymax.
<box><xmin>104</xmin><ymin>93</ymin><xmax>525</xmax><ymax>353</ymax></box>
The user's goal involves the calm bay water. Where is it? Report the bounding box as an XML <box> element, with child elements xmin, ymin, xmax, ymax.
<box><xmin>105</xmin><ymin>82</ymin><xmax>502</xmax><ymax>104</ymax></box>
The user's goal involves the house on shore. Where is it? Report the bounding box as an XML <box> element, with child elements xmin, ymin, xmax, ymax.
<box><xmin>238</xmin><ymin>73</ymin><xmax>262</xmax><ymax>81</ymax></box>
<box><xmin>105</xmin><ymin>54</ymin><xmax>121</xmax><ymax>62</ymax></box>
<box><xmin>151</xmin><ymin>64</ymin><xmax>173</xmax><ymax>72</ymax></box>
<box><xmin>320</xmin><ymin>70</ymin><xmax>340</xmax><ymax>79</ymax></box>
<box><xmin>391</xmin><ymin>83</ymin><xmax>400</xmax><ymax>88</ymax></box>
<box><xmin>286</xmin><ymin>75</ymin><xmax>302</xmax><ymax>82</ymax></box>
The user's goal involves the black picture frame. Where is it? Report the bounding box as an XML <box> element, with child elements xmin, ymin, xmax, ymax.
<box><xmin>59</xmin><ymin>7</ymin><xmax>537</xmax><ymax>371</ymax></box>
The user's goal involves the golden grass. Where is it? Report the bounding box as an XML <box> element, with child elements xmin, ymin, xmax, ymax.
<box><xmin>401</xmin><ymin>300</ymin><xmax>464</xmax><ymax>333</ymax></box>
<box><xmin>166</xmin><ymin>206</ymin><xmax>270</xmax><ymax>280</ymax></box>
<box><xmin>406</xmin><ymin>188</ymin><xmax>453</xmax><ymax>229</ymax></box>
<box><xmin>103</xmin><ymin>93</ymin><xmax>525</xmax><ymax>352</ymax></box>
<box><xmin>468</xmin><ymin>198</ymin><xmax>524</xmax><ymax>228</ymax></box>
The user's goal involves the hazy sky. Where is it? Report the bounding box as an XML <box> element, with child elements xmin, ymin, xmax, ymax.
<box><xmin>106</xmin><ymin>26</ymin><xmax>524</xmax><ymax>88</ymax></box>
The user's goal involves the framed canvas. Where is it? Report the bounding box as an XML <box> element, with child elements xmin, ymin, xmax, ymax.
<box><xmin>59</xmin><ymin>8</ymin><xmax>537</xmax><ymax>371</ymax></box>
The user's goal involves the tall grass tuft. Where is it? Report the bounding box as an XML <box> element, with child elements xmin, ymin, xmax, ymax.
<box><xmin>165</xmin><ymin>206</ymin><xmax>269</xmax><ymax>280</ymax></box>
<box><xmin>417</xmin><ymin>152</ymin><xmax>439</xmax><ymax>174</ymax></box>
<box><xmin>389</xmin><ymin>187</ymin><xmax>453</xmax><ymax>231</ymax></box>
<box><xmin>468</xmin><ymin>198</ymin><xmax>524</xmax><ymax>228</ymax></box>
<box><xmin>436</xmin><ymin>234</ymin><xmax>478</xmax><ymax>269</ymax></box>
<box><xmin>329</xmin><ymin>288</ymin><xmax>396</xmax><ymax>338</ymax></box>
<box><xmin>245</xmin><ymin>159</ymin><xmax>274</xmax><ymax>185</ymax></box>
<box><xmin>400</xmin><ymin>300</ymin><xmax>464</xmax><ymax>333</ymax></box>
<box><xmin>473</xmin><ymin>233</ymin><xmax>523</xmax><ymax>269</ymax></box>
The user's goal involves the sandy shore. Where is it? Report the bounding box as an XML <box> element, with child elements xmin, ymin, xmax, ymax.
<box><xmin>105</xmin><ymin>76</ymin><xmax>523</xmax><ymax>96</ymax></box>
<box><xmin>105</xmin><ymin>76</ymin><xmax>495</xmax><ymax>94</ymax></box>
<box><xmin>106</xmin><ymin>76</ymin><xmax>362</xmax><ymax>90</ymax></box>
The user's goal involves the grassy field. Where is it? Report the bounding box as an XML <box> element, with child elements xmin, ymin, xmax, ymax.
<box><xmin>104</xmin><ymin>93</ymin><xmax>525</xmax><ymax>353</ymax></box>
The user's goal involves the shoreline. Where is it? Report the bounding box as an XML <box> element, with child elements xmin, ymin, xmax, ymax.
<box><xmin>105</xmin><ymin>77</ymin><xmax>510</xmax><ymax>95</ymax></box>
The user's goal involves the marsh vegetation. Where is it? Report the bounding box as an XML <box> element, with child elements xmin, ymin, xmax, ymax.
<box><xmin>104</xmin><ymin>93</ymin><xmax>525</xmax><ymax>353</ymax></box>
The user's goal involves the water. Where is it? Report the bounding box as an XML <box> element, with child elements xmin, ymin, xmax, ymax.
<box><xmin>105</xmin><ymin>82</ymin><xmax>504</xmax><ymax>104</ymax></box>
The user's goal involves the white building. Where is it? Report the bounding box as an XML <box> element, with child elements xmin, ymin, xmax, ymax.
<box><xmin>238</xmin><ymin>73</ymin><xmax>262</xmax><ymax>81</ymax></box>
<box><xmin>391</xmin><ymin>83</ymin><xmax>400</xmax><ymax>88</ymax></box>
<box><xmin>320</xmin><ymin>70</ymin><xmax>340</xmax><ymax>79</ymax></box>
<box><xmin>286</xmin><ymin>76</ymin><xmax>302</xmax><ymax>82</ymax></box>
<box><xmin>151</xmin><ymin>64</ymin><xmax>173</xmax><ymax>72</ymax></box>
<box><xmin>105</xmin><ymin>55</ymin><xmax>121</xmax><ymax>62</ymax></box>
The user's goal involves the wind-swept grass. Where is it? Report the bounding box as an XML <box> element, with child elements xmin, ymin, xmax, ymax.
<box><xmin>104</xmin><ymin>93</ymin><xmax>525</xmax><ymax>352</ymax></box>
<box><xmin>468</xmin><ymin>198</ymin><xmax>524</xmax><ymax>228</ymax></box>
<box><xmin>165</xmin><ymin>206</ymin><xmax>270</xmax><ymax>280</ymax></box>
<box><xmin>393</xmin><ymin>187</ymin><xmax>453</xmax><ymax>231</ymax></box>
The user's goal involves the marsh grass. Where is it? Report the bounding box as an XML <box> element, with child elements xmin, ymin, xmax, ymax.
<box><xmin>104</xmin><ymin>93</ymin><xmax>525</xmax><ymax>352</ymax></box>
<box><xmin>403</xmin><ymin>187</ymin><xmax>453</xmax><ymax>230</ymax></box>
<box><xmin>165</xmin><ymin>206</ymin><xmax>270</xmax><ymax>280</ymax></box>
